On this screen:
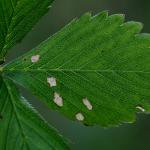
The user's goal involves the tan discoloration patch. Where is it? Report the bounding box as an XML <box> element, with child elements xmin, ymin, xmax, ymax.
<box><xmin>76</xmin><ymin>113</ymin><xmax>84</xmax><ymax>121</ymax></box>
<box><xmin>31</xmin><ymin>55</ymin><xmax>40</xmax><ymax>63</ymax></box>
<box><xmin>47</xmin><ymin>77</ymin><xmax>56</xmax><ymax>87</ymax></box>
<box><xmin>54</xmin><ymin>92</ymin><xmax>63</xmax><ymax>107</ymax></box>
<box><xmin>82</xmin><ymin>98</ymin><xmax>93</xmax><ymax>110</ymax></box>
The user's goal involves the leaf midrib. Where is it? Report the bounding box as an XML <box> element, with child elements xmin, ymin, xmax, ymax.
<box><xmin>4</xmin><ymin>68</ymin><xmax>150</xmax><ymax>74</ymax></box>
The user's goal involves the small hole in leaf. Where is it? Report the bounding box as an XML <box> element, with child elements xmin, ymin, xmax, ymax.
<box><xmin>82</xmin><ymin>98</ymin><xmax>93</xmax><ymax>110</ymax></box>
<box><xmin>76</xmin><ymin>113</ymin><xmax>84</xmax><ymax>121</ymax></box>
<box><xmin>31</xmin><ymin>55</ymin><xmax>40</xmax><ymax>63</ymax></box>
<box><xmin>47</xmin><ymin>77</ymin><xmax>57</xmax><ymax>87</ymax></box>
<box><xmin>53</xmin><ymin>92</ymin><xmax>63</xmax><ymax>107</ymax></box>
<box><xmin>136</xmin><ymin>105</ymin><xmax>145</xmax><ymax>112</ymax></box>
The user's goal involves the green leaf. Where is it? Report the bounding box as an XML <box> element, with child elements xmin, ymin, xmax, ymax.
<box><xmin>3</xmin><ymin>11</ymin><xmax>150</xmax><ymax>127</ymax></box>
<box><xmin>0</xmin><ymin>0</ymin><xmax>54</xmax><ymax>61</ymax></box>
<box><xmin>0</xmin><ymin>77</ymin><xmax>70</xmax><ymax>150</ymax></box>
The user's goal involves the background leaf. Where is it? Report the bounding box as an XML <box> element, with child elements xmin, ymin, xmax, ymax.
<box><xmin>0</xmin><ymin>0</ymin><xmax>54</xmax><ymax>61</ymax></box>
<box><xmin>0</xmin><ymin>77</ymin><xmax>70</xmax><ymax>150</ymax></box>
<box><xmin>3</xmin><ymin>11</ymin><xmax>150</xmax><ymax>127</ymax></box>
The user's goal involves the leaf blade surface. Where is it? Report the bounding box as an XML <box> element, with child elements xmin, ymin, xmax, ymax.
<box><xmin>4</xmin><ymin>11</ymin><xmax>150</xmax><ymax>127</ymax></box>
<box><xmin>0</xmin><ymin>0</ymin><xmax>54</xmax><ymax>60</ymax></box>
<box><xmin>0</xmin><ymin>77</ymin><xmax>70</xmax><ymax>150</ymax></box>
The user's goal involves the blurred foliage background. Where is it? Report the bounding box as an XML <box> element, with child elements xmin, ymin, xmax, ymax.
<box><xmin>6</xmin><ymin>0</ymin><xmax>150</xmax><ymax>150</ymax></box>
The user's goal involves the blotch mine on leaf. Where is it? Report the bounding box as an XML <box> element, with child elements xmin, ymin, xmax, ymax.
<box><xmin>76</xmin><ymin>113</ymin><xmax>84</xmax><ymax>121</ymax></box>
<box><xmin>82</xmin><ymin>98</ymin><xmax>93</xmax><ymax>110</ymax></box>
<box><xmin>31</xmin><ymin>55</ymin><xmax>40</xmax><ymax>63</ymax></box>
<box><xmin>54</xmin><ymin>92</ymin><xmax>63</xmax><ymax>107</ymax></box>
<box><xmin>47</xmin><ymin>77</ymin><xmax>57</xmax><ymax>87</ymax></box>
<box><xmin>136</xmin><ymin>106</ymin><xmax>145</xmax><ymax>112</ymax></box>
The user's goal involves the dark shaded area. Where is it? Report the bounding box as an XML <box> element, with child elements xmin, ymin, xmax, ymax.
<box><xmin>6</xmin><ymin>0</ymin><xmax>150</xmax><ymax>150</ymax></box>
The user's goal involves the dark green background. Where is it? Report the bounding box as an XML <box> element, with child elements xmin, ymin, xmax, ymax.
<box><xmin>7</xmin><ymin>0</ymin><xmax>150</xmax><ymax>150</ymax></box>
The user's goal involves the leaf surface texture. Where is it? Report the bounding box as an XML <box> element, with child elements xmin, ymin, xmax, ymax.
<box><xmin>0</xmin><ymin>0</ymin><xmax>54</xmax><ymax>60</ymax></box>
<box><xmin>0</xmin><ymin>77</ymin><xmax>69</xmax><ymax>150</ymax></box>
<box><xmin>4</xmin><ymin>11</ymin><xmax>150</xmax><ymax>127</ymax></box>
